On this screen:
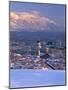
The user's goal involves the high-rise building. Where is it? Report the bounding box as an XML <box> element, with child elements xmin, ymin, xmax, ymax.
<box><xmin>56</xmin><ymin>40</ymin><xmax>62</xmax><ymax>48</ymax></box>
<box><xmin>45</xmin><ymin>47</ymin><xmax>50</xmax><ymax>53</ymax></box>
<box><xmin>36</xmin><ymin>41</ymin><xmax>41</xmax><ymax>57</ymax></box>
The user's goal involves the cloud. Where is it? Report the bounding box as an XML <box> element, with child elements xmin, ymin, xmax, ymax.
<box><xmin>10</xmin><ymin>11</ymin><xmax>57</xmax><ymax>31</ymax></box>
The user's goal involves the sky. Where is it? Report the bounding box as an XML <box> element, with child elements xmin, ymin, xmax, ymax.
<box><xmin>9</xmin><ymin>1</ymin><xmax>66</xmax><ymax>32</ymax></box>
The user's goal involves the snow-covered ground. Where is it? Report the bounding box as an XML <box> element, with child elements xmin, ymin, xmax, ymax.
<box><xmin>10</xmin><ymin>69</ymin><xmax>65</xmax><ymax>88</ymax></box>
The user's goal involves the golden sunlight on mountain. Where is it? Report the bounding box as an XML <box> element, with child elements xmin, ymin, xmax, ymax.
<box><xmin>10</xmin><ymin>11</ymin><xmax>57</xmax><ymax>31</ymax></box>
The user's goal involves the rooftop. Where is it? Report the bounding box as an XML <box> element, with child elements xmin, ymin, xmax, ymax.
<box><xmin>10</xmin><ymin>69</ymin><xmax>65</xmax><ymax>88</ymax></box>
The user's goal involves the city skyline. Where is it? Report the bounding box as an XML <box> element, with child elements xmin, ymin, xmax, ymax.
<box><xmin>9</xmin><ymin>2</ymin><xmax>66</xmax><ymax>88</ymax></box>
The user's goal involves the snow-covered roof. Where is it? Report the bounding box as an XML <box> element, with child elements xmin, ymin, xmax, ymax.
<box><xmin>10</xmin><ymin>69</ymin><xmax>65</xmax><ymax>88</ymax></box>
